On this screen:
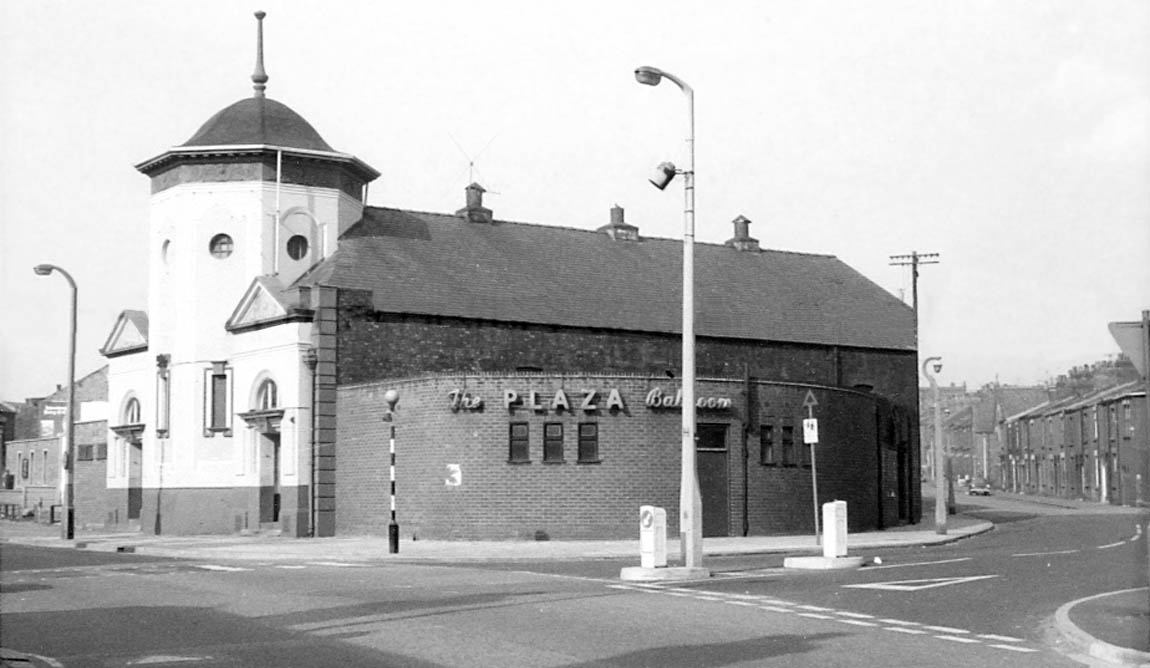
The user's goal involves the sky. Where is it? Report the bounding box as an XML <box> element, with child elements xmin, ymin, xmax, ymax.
<box><xmin>1</xmin><ymin>0</ymin><xmax>1147</xmax><ymax>401</ymax></box>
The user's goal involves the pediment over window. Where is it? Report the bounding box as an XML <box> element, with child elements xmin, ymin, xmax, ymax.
<box><xmin>226</xmin><ymin>276</ymin><xmax>314</xmax><ymax>333</ymax></box>
<box><xmin>111</xmin><ymin>422</ymin><xmax>146</xmax><ymax>444</ymax></box>
<box><xmin>100</xmin><ymin>310</ymin><xmax>149</xmax><ymax>358</ymax></box>
<box><xmin>238</xmin><ymin>408</ymin><xmax>285</xmax><ymax>433</ymax></box>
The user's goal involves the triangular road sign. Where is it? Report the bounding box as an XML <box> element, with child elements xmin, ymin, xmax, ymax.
<box><xmin>843</xmin><ymin>575</ymin><xmax>999</xmax><ymax>592</ymax></box>
<box><xmin>802</xmin><ymin>390</ymin><xmax>819</xmax><ymax>409</ymax></box>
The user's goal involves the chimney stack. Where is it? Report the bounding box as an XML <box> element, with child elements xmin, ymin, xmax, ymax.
<box><xmin>456</xmin><ymin>182</ymin><xmax>493</xmax><ymax>224</ymax></box>
<box><xmin>597</xmin><ymin>204</ymin><xmax>640</xmax><ymax>241</ymax></box>
<box><xmin>724</xmin><ymin>214</ymin><xmax>760</xmax><ymax>252</ymax></box>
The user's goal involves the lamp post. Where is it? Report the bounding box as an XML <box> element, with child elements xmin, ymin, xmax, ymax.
<box><xmin>382</xmin><ymin>389</ymin><xmax>400</xmax><ymax>553</ymax></box>
<box><xmin>33</xmin><ymin>264</ymin><xmax>77</xmax><ymax>540</ymax></box>
<box><xmin>922</xmin><ymin>357</ymin><xmax>946</xmax><ymax>535</ymax></box>
<box><xmin>634</xmin><ymin>65</ymin><xmax>703</xmax><ymax>569</ymax></box>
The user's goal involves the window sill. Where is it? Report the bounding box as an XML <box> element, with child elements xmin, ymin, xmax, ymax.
<box><xmin>576</xmin><ymin>459</ymin><xmax>602</xmax><ymax>465</ymax></box>
<box><xmin>507</xmin><ymin>460</ymin><xmax>532</xmax><ymax>465</ymax></box>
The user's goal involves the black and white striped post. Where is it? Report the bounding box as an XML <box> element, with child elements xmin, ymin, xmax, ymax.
<box><xmin>383</xmin><ymin>389</ymin><xmax>400</xmax><ymax>554</ymax></box>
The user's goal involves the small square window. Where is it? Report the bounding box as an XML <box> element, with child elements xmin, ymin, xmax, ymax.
<box><xmin>760</xmin><ymin>423</ymin><xmax>776</xmax><ymax>465</ymax></box>
<box><xmin>77</xmin><ymin>445</ymin><xmax>94</xmax><ymax>462</ymax></box>
<box><xmin>509</xmin><ymin>422</ymin><xmax>530</xmax><ymax>463</ymax></box>
<box><xmin>578</xmin><ymin>423</ymin><xmax>599</xmax><ymax>463</ymax></box>
<box><xmin>544</xmin><ymin>423</ymin><xmax>564</xmax><ymax>463</ymax></box>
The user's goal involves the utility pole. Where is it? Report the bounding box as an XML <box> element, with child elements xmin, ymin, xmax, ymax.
<box><xmin>892</xmin><ymin>251</ymin><xmax>941</xmax><ymax>520</ymax></box>
<box><xmin>889</xmin><ymin>251</ymin><xmax>940</xmax><ymax>318</ymax></box>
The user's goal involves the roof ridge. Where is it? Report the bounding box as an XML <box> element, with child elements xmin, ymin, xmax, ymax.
<box><xmin>361</xmin><ymin>204</ymin><xmax>836</xmax><ymax>258</ymax></box>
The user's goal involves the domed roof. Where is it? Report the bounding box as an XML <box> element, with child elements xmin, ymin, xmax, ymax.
<box><xmin>181</xmin><ymin>96</ymin><xmax>334</xmax><ymax>152</ymax></box>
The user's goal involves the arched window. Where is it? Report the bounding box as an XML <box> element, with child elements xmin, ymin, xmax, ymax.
<box><xmin>257</xmin><ymin>379</ymin><xmax>278</xmax><ymax>411</ymax></box>
<box><xmin>124</xmin><ymin>397</ymin><xmax>141</xmax><ymax>424</ymax></box>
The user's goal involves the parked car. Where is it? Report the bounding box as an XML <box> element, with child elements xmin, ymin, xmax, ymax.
<box><xmin>967</xmin><ymin>478</ymin><xmax>992</xmax><ymax>496</ymax></box>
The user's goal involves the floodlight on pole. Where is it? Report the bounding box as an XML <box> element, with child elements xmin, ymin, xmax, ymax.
<box><xmin>634</xmin><ymin>64</ymin><xmax>703</xmax><ymax>570</ymax></box>
<box><xmin>33</xmin><ymin>263</ymin><xmax>77</xmax><ymax>540</ymax></box>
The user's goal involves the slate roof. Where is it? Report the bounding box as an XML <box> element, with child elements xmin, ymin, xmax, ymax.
<box><xmin>182</xmin><ymin>97</ymin><xmax>334</xmax><ymax>152</ymax></box>
<box><xmin>298</xmin><ymin>206</ymin><xmax>916</xmax><ymax>351</ymax></box>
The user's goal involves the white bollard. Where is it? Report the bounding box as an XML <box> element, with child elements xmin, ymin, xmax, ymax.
<box><xmin>822</xmin><ymin>500</ymin><xmax>848</xmax><ymax>559</ymax></box>
<box><xmin>639</xmin><ymin>505</ymin><xmax>668</xmax><ymax>568</ymax></box>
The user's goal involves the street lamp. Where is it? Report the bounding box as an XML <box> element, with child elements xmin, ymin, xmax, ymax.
<box><xmin>922</xmin><ymin>357</ymin><xmax>946</xmax><ymax>535</ymax></box>
<box><xmin>34</xmin><ymin>263</ymin><xmax>77</xmax><ymax>540</ymax></box>
<box><xmin>382</xmin><ymin>389</ymin><xmax>400</xmax><ymax>554</ymax></box>
<box><xmin>634</xmin><ymin>65</ymin><xmax>703</xmax><ymax>569</ymax></box>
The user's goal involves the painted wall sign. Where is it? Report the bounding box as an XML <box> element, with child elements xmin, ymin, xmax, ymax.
<box><xmin>644</xmin><ymin>388</ymin><xmax>732</xmax><ymax>411</ymax></box>
<box><xmin>447</xmin><ymin>390</ymin><xmax>484</xmax><ymax>412</ymax></box>
<box><xmin>445</xmin><ymin>464</ymin><xmax>462</xmax><ymax>486</ymax></box>
<box><xmin>504</xmin><ymin>388</ymin><xmax>625</xmax><ymax>413</ymax></box>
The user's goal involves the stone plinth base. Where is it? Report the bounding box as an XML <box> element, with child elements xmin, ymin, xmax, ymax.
<box><xmin>783</xmin><ymin>555</ymin><xmax>865</xmax><ymax>570</ymax></box>
<box><xmin>619</xmin><ymin>566</ymin><xmax>712</xmax><ymax>581</ymax></box>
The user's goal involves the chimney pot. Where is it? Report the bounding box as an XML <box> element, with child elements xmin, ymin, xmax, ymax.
<box><xmin>598</xmin><ymin>204</ymin><xmax>640</xmax><ymax>241</ymax></box>
<box><xmin>725</xmin><ymin>214</ymin><xmax>760</xmax><ymax>252</ymax></box>
<box><xmin>456</xmin><ymin>182</ymin><xmax>493</xmax><ymax>223</ymax></box>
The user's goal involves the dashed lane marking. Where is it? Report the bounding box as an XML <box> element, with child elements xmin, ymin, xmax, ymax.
<box><xmin>921</xmin><ymin>625</ymin><xmax>970</xmax><ymax>634</ymax></box>
<box><xmin>1011</xmin><ymin>549</ymin><xmax>1080</xmax><ymax>557</ymax></box>
<box><xmin>988</xmin><ymin>644</ymin><xmax>1039</xmax><ymax>653</ymax></box>
<box><xmin>843</xmin><ymin>575</ymin><xmax>1000</xmax><ymax>591</ymax></box>
<box><xmin>193</xmin><ymin>564</ymin><xmax>251</xmax><ymax>572</ymax></box>
<box><xmin>606</xmin><ymin>583</ymin><xmax>1044</xmax><ymax>654</ymax></box>
<box><xmin>869</xmin><ymin>557</ymin><xmax>971</xmax><ymax>570</ymax></box>
<box><xmin>977</xmin><ymin>634</ymin><xmax>1024</xmax><ymax>643</ymax></box>
<box><xmin>305</xmin><ymin>561</ymin><xmax>362</xmax><ymax>567</ymax></box>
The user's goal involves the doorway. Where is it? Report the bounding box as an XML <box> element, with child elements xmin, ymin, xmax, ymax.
<box><xmin>696</xmin><ymin>423</ymin><xmax>729</xmax><ymax>538</ymax></box>
<box><xmin>127</xmin><ymin>440</ymin><xmax>143</xmax><ymax>521</ymax></box>
<box><xmin>259</xmin><ymin>433</ymin><xmax>281</xmax><ymax>525</ymax></box>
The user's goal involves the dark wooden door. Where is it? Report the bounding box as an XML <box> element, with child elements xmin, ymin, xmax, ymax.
<box><xmin>696</xmin><ymin>423</ymin><xmax>729</xmax><ymax>537</ymax></box>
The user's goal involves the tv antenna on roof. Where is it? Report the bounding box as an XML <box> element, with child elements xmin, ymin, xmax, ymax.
<box><xmin>448</xmin><ymin>132</ymin><xmax>501</xmax><ymax>192</ymax></box>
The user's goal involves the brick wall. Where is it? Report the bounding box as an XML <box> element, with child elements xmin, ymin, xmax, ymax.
<box><xmin>336</xmin><ymin>374</ymin><xmax>916</xmax><ymax>540</ymax></box>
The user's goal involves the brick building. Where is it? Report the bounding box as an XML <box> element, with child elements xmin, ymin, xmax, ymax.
<box><xmin>94</xmin><ymin>13</ymin><xmax>921</xmax><ymax>540</ymax></box>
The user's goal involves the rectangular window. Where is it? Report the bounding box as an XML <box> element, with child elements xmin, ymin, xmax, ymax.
<box><xmin>781</xmin><ymin>423</ymin><xmax>796</xmax><ymax>466</ymax></box>
<box><xmin>96</xmin><ymin>443</ymin><xmax>108</xmax><ymax>461</ymax></box>
<box><xmin>1123</xmin><ymin>401</ymin><xmax>1132</xmax><ymax>437</ymax></box>
<box><xmin>77</xmin><ymin>445</ymin><xmax>94</xmax><ymax>462</ymax></box>
<box><xmin>577</xmin><ymin>422</ymin><xmax>599</xmax><ymax>463</ymax></box>
<box><xmin>204</xmin><ymin>362</ymin><xmax>232</xmax><ymax>436</ymax></box>
<box><xmin>760</xmin><ymin>423</ymin><xmax>776</xmax><ymax>465</ymax></box>
<box><xmin>543</xmin><ymin>422</ymin><xmax>564</xmax><ymax>463</ymax></box>
<box><xmin>509</xmin><ymin>422</ymin><xmax>530</xmax><ymax>463</ymax></box>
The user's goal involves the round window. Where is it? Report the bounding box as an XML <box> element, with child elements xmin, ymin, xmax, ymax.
<box><xmin>286</xmin><ymin>234</ymin><xmax>309</xmax><ymax>261</ymax></box>
<box><xmin>209</xmin><ymin>234</ymin><xmax>234</xmax><ymax>259</ymax></box>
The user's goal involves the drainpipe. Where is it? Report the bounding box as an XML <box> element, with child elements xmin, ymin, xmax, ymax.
<box><xmin>742</xmin><ymin>364</ymin><xmax>751</xmax><ymax>536</ymax></box>
<box><xmin>303</xmin><ymin>347</ymin><xmax>318</xmax><ymax>537</ymax></box>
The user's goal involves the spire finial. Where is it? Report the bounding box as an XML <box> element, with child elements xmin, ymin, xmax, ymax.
<box><xmin>252</xmin><ymin>10</ymin><xmax>268</xmax><ymax>97</ymax></box>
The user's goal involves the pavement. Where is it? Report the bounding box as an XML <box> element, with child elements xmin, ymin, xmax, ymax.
<box><xmin>2</xmin><ymin>488</ymin><xmax>1148</xmax><ymax>667</ymax></box>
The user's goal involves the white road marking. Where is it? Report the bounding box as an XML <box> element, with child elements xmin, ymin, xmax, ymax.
<box><xmin>758</xmin><ymin>605</ymin><xmax>793</xmax><ymax>613</ymax></box>
<box><xmin>127</xmin><ymin>656</ymin><xmax>212</xmax><ymax>665</ymax></box>
<box><xmin>798</xmin><ymin>612</ymin><xmax>833</xmax><ymax>620</ymax></box>
<box><xmin>1097</xmin><ymin>541</ymin><xmax>1126</xmax><ymax>550</ymax></box>
<box><xmin>796</xmin><ymin>604</ymin><xmax>834</xmax><ymax>612</ymax></box>
<box><xmin>922</xmin><ymin>625</ymin><xmax>969</xmax><ymax>634</ymax></box>
<box><xmin>989</xmin><ymin>644</ymin><xmax>1039</xmax><ymax>653</ymax></box>
<box><xmin>844</xmin><ymin>575</ymin><xmax>999</xmax><ymax>591</ymax></box>
<box><xmin>833</xmin><ymin>618</ymin><xmax>878</xmax><ymax>627</ymax></box>
<box><xmin>727</xmin><ymin>600</ymin><xmax>758</xmax><ymax>607</ymax></box>
<box><xmin>977</xmin><ymin>633</ymin><xmax>1024</xmax><ymax>643</ymax></box>
<box><xmin>884</xmin><ymin>627</ymin><xmax>927</xmax><ymax>635</ymax></box>
<box><xmin>275</xmin><ymin>565</ymin><xmax>307</xmax><ymax>569</ymax></box>
<box><xmin>1010</xmin><ymin>549</ymin><xmax>1080</xmax><ymax>557</ymax></box>
<box><xmin>306</xmin><ymin>561</ymin><xmax>360</xmax><ymax>567</ymax></box>
<box><xmin>868</xmin><ymin>557</ymin><xmax>971</xmax><ymax>570</ymax></box>
<box><xmin>879</xmin><ymin>619</ymin><xmax>921</xmax><ymax>626</ymax></box>
<box><xmin>935</xmin><ymin>635</ymin><xmax>980</xmax><ymax>644</ymax></box>
<box><xmin>836</xmin><ymin>611</ymin><xmax>876</xmax><ymax>619</ymax></box>
<box><xmin>193</xmin><ymin>564</ymin><xmax>250</xmax><ymax>572</ymax></box>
